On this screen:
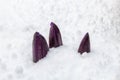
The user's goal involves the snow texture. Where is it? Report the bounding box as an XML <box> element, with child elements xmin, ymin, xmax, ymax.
<box><xmin>0</xmin><ymin>0</ymin><xmax>120</xmax><ymax>80</ymax></box>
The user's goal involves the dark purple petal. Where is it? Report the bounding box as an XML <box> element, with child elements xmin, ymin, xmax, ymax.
<box><xmin>49</xmin><ymin>22</ymin><xmax>63</xmax><ymax>48</ymax></box>
<box><xmin>78</xmin><ymin>33</ymin><xmax>90</xmax><ymax>54</ymax></box>
<box><xmin>32</xmin><ymin>32</ymin><xmax>49</xmax><ymax>63</ymax></box>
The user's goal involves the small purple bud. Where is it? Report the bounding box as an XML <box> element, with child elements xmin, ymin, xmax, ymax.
<box><xmin>49</xmin><ymin>22</ymin><xmax>63</xmax><ymax>48</ymax></box>
<box><xmin>33</xmin><ymin>32</ymin><xmax>49</xmax><ymax>63</ymax></box>
<box><xmin>78</xmin><ymin>33</ymin><xmax>90</xmax><ymax>54</ymax></box>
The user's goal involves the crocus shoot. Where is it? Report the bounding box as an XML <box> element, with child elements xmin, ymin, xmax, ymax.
<box><xmin>78</xmin><ymin>32</ymin><xmax>90</xmax><ymax>54</ymax></box>
<box><xmin>49</xmin><ymin>22</ymin><xmax>63</xmax><ymax>48</ymax></box>
<box><xmin>33</xmin><ymin>32</ymin><xmax>49</xmax><ymax>63</ymax></box>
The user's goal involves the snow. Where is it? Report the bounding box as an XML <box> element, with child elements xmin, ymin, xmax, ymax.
<box><xmin>0</xmin><ymin>0</ymin><xmax>120</xmax><ymax>80</ymax></box>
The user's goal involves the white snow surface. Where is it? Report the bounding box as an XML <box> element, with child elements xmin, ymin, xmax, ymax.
<box><xmin>0</xmin><ymin>0</ymin><xmax>120</xmax><ymax>80</ymax></box>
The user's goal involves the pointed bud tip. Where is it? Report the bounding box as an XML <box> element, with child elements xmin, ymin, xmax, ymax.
<box><xmin>50</xmin><ymin>22</ymin><xmax>54</xmax><ymax>25</ymax></box>
<box><xmin>84</xmin><ymin>32</ymin><xmax>89</xmax><ymax>38</ymax></box>
<box><xmin>34</xmin><ymin>32</ymin><xmax>45</xmax><ymax>39</ymax></box>
<box><xmin>34</xmin><ymin>32</ymin><xmax>40</xmax><ymax>35</ymax></box>
<box><xmin>50</xmin><ymin>22</ymin><xmax>57</xmax><ymax>27</ymax></box>
<box><xmin>86</xmin><ymin>32</ymin><xmax>89</xmax><ymax>35</ymax></box>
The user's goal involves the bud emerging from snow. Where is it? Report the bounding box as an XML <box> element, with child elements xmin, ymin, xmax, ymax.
<box><xmin>78</xmin><ymin>33</ymin><xmax>90</xmax><ymax>54</ymax></box>
<box><xmin>32</xmin><ymin>32</ymin><xmax>49</xmax><ymax>63</ymax></box>
<box><xmin>49</xmin><ymin>22</ymin><xmax>63</xmax><ymax>48</ymax></box>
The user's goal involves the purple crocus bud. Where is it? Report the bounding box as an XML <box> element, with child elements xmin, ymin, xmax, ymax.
<box><xmin>78</xmin><ymin>33</ymin><xmax>90</xmax><ymax>54</ymax></box>
<box><xmin>49</xmin><ymin>22</ymin><xmax>63</xmax><ymax>48</ymax></box>
<box><xmin>33</xmin><ymin>32</ymin><xmax>49</xmax><ymax>63</ymax></box>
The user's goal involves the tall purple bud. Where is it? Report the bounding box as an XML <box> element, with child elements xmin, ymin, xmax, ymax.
<box><xmin>49</xmin><ymin>22</ymin><xmax>63</xmax><ymax>48</ymax></box>
<box><xmin>78</xmin><ymin>33</ymin><xmax>90</xmax><ymax>54</ymax></box>
<box><xmin>33</xmin><ymin>32</ymin><xmax>49</xmax><ymax>63</ymax></box>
